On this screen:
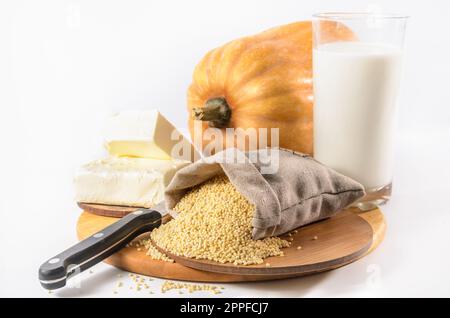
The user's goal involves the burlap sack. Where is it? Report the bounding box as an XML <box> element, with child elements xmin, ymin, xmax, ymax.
<box><xmin>162</xmin><ymin>148</ymin><xmax>365</xmax><ymax>240</ymax></box>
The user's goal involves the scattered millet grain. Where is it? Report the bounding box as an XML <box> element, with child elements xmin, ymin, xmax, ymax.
<box><xmin>313</xmin><ymin>236</ymin><xmax>318</xmax><ymax>240</ymax></box>
<box><xmin>161</xmin><ymin>280</ymin><xmax>222</xmax><ymax>295</ymax></box>
<box><xmin>150</xmin><ymin>174</ymin><xmax>289</xmax><ymax>265</ymax></box>
<box><xmin>297</xmin><ymin>246</ymin><xmax>302</xmax><ymax>250</ymax></box>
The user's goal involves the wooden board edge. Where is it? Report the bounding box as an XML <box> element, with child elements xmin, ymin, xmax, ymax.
<box><xmin>76</xmin><ymin>207</ymin><xmax>386</xmax><ymax>282</ymax></box>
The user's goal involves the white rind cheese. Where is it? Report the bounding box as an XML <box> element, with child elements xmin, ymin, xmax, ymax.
<box><xmin>74</xmin><ymin>157</ymin><xmax>189</xmax><ymax>208</ymax></box>
<box><xmin>104</xmin><ymin>110</ymin><xmax>200</xmax><ymax>162</ymax></box>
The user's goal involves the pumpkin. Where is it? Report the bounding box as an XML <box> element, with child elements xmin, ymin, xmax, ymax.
<box><xmin>187</xmin><ymin>21</ymin><xmax>354</xmax><ymax>155</ymax></box>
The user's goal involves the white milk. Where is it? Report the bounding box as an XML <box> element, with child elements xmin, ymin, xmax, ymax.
<box><xmin>313</xmin><ymin>42</ymin><xmax>402</xmax><ymax>190</ymax></box>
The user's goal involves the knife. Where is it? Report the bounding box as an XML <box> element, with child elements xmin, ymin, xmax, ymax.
<box><xmin>38</xmin><ymin>208</ymin><xmax>163</xmax><ymax>290</ymax></box>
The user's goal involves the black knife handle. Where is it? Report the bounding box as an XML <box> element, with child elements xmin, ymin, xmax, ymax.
<box><xmin>38</xmin><ymin>209</ymin><xmax>161</xmax><ymax>290</ymax></box>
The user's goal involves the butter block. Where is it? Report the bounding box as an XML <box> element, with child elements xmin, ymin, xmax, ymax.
<box><xmin>104</xmin><ymin>110</ymin><xmax>200</xmax><ymax>162</ymax></box>
<box><xmin>74</xmin><ymin>157</ymin><xmax>189</xmax><ymax>208</ymax></box>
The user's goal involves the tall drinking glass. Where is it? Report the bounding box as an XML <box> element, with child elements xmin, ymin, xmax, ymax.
<box><xmin>312</xmin><ymin>13</ymin><xmax>408</xmax><ymax>210</ymax></box>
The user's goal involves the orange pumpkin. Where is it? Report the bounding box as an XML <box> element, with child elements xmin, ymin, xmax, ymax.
<box><xmin>187</xmin><ymin>21</ymin><xmax>354</xmax><ymax>155</ymax></box>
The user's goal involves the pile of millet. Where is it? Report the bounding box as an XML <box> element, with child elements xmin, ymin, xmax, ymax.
<box><xmin>150</xmin><ymin>174</ymin><xmax>289</xmax><ymax>265</ymax></box>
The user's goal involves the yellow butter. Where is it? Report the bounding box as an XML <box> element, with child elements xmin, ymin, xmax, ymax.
<box><xmin>104</xmin><ymin>110</ymin><xmax>199</xmax><ymax>161</ymax></box>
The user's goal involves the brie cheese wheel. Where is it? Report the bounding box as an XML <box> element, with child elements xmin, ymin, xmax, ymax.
<box><xmin>74</xmin><ymin>157</ymin><xmax>189</xmax><ymax>208</ymax></box>
<box><xmin>104</xmin><ymin>110</ymin><xmax>200</xmax><ymax>162</ymax></box>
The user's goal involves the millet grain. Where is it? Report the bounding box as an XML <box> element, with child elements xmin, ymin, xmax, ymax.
<box><xmin>150</xmin><ymin>174</ymin><xmax>289</xmax><ymax>265</ymax></box>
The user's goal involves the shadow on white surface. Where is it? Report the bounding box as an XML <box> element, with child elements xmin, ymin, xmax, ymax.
<box><xmin>227</xmin><ymin>271</ymin><xmax>333</xmax><ymax>298</ymax></box>
<box><xmin>55</xmin><ymin>266</ymin><xmax>119</xmax><ymax>297</ymax></box>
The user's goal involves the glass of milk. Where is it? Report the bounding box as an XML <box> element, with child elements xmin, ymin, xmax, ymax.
<box><xmin>312</xmin><ymin>13</ymin><xmax>408</xmax><ymax>210</ymax></box>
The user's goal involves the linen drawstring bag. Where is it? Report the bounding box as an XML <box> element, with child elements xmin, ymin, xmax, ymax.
<box><xmin>161</xmin><ymin>147</ymin><xmax>365</xmax><ymax>239</ymax></box>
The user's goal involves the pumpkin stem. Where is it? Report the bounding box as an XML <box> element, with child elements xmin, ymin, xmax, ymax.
<box><xmin>192</xmin><ymin>97</ymin><xmax>232</xmax><ymax>128</ymax></box>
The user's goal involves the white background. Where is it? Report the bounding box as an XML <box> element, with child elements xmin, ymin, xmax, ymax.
<box><xmin>1</xmin><ymin>0</ymin><xmax>449</xmax><ymax>297</ymax></box>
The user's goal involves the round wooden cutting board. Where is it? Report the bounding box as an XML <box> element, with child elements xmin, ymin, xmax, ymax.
<box><xmin>76</xmin><ymin>207</ymin><xmax>385</xmax><ymax>282</ymax></box>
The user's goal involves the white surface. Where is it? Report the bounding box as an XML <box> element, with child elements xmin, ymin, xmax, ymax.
<box><xmin>1</xmin><ymin>0</ymin><xmax>450</xmax><ymax>297</ymax></box>
<box><xmin>314</xmin><ymin>42</ymin><xmax>402</xmax><ymax>189</ymax></box>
